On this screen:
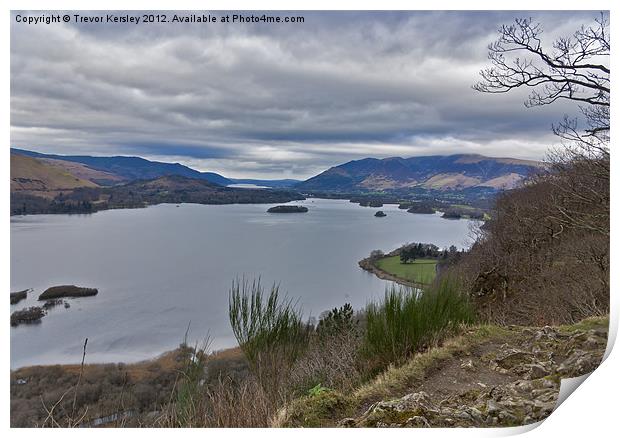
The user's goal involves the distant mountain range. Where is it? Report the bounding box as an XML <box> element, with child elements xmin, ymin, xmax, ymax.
<box><xmin>10</xmin><ymin>148</ymin><xmax>542</xmax><ymax>206</ymax></box>
<box><xmin>10</xmin><ymin>148</ymin><xmax>299</xmax><ymax>189</ymax></box>
<box><xmin>296</xmin><ymin>154</ymin><xmax>541</xmax><ymax>192</ymax></box>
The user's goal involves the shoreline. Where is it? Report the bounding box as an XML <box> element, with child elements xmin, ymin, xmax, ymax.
<box><xmin>358</xmin><ymin>252</ymin><xmax>422</xmax><ymax>288</ymax></box>
<box><xmin>10</xmin><ymin>344</ymin><xmax>243</xmax><ymax>374</ymax></box>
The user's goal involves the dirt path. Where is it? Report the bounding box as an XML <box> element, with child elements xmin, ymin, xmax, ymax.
<box><xmin>350</xmin><ymin>320</ymin><xmax>607</xmax><ymax>427</ymax></box>
<box><xmin>280</xmin><ymin>317</ymin><xmax>608</xmax><ymax>428</ymax></box>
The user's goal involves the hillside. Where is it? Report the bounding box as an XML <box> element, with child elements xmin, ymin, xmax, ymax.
<box><xmin>12</xmin><ymin>148</ymin><xmax>232</xmax><ymax>186</ymax></box>
<box><xmin>296</xmin><ymin>154</ymin><xmax>541</xmax><ymax>192</ymax></box>
<box><xmin>38</xmin><ymin>158</ymin><xmax>125</xmax><ymax>186</ymax></box>
<box><xmin>11</xmin><ymin>148</ymin><xmax>302</xmax><ymax>188</ymax></box>
<box><xmin>100</xmin><ymin>175</ymin><xmax>305</xmax><ymax>206</ymax></box>
<box><xmin>10</xmin><ymin>154</ymin><xmax>98</xmax><ymax>194</ymax></box>
<box><xmin>11</xmin><ymin>174</ymin><xmax>305</xmax><ymax>215</ymax></box>
<box><xmin>278</xmin><ymin>317</ymin><xmax>607</xmax><ymax>427</ymax></box>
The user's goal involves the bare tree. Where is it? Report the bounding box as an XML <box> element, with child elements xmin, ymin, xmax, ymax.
<box><xmin>457</xmin><ymin>14</ymin><xmax>611</xmax><ymax>324</ymax></box>
<box><xmin>474</xmin><ymin>14</ymin><xmax>609</xmax><ymax>135</ymax></box>
<box><xmin>475</xmin><ymin>13</ymin><xmax>610</xmax><ymax>236</ymax></box>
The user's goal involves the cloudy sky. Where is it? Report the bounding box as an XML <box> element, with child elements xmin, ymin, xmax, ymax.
<box><xmin>10</xmin><ymin>10</ymin><xmax>599</xmax><ymax>179</ymax></box>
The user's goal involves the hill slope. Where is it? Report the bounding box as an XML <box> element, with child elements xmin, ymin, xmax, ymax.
<box><xmin>297</xmin><ymin>154</ymin><xmax>541</xmax><ymax>192</ymax></box>
<box><xmin>11</xmin><ymin>148</ymin><xmax>302</xmax><ymax>188</ymax></box>
<box><xmin>10</xmin><ymin>154</ymin><xmax>98</xmax><ymax>193</ymax></box>
<box><xmin>279</xmin><ymin>317</ymin><xmax>607</xmax><ymax>428</ymax></box>
<box><xmin>11</xmin><ymin>148</ymin><xmax>233</xmax><ymax>186</ymax></box>
<box><xmin>11</xmin><ymin>174</ymin><xmax>305</xmax><ymax>215</ymax></box>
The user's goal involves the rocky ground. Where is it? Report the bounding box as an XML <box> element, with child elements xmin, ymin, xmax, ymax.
<box><xmin>279</xmin><ymin>317</ymin><xmax>608</xmax><ymax>428</ymax></box>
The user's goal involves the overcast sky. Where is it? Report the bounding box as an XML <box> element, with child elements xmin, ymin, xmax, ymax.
<box><xmin>10</xmin><ymin>10</ymin><xmax>600</xmax><ymax>179</ymax></box>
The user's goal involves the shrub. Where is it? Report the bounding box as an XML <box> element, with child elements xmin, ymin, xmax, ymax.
<box><xmin>454</xmin><ymin>170</ymin><xmax>609</xmax><ymax>325</ymax></box>
<box><xmin>286</xmin><ymin>311</ymin><xmax>363</xmax><ymax>395</ymax></box>
<box><xmin>362</xmin><ymin>277</ymin><xmax>474</xmax><ymax>371</ymax></box>
<box><xmin>159</xmin><ymin>375</ymin><xmax>276</xmax><ymax>427</ymax></box>
<box><xmin>172</xmin><ymin>338</ymin><xmax>210</xmax><ymax>426</ymax></box>
<box><xmin>228</xmin><ymin>278</ymin><xmax>309</xmax><ymax>385</ymax></box>
<box><xmin>316</xmin><ymin>303</ymin><xmax>355</xmax><ymax>338</ymax></box>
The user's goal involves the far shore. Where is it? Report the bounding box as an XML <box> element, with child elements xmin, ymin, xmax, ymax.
<box><xmin>11</xmin><ymin>344</ymin><xmax>244</xmax><ymax>374</ymax></box>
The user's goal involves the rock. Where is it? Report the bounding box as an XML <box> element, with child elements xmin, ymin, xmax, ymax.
<box><xmin>495</xmin><ymin>350</ymin><xmax>535</xmax><ymax>369</ymax></box>
<box><xmin>498</xmin><ymin>411</ymin><xmax>518</xmax><ymax>422</ymax></box>
<box><xmin>486</xmin><ymin>400</ymin><xmax>501</xmax><ymax>416</ymax></box>
<box><xmin>469</xmin><ymin>407</ymin><xmax>485</xmax><ymax>422</ymax></box>
<box><xmin>513</xmin><ymin>362</ymin><xmax>550</xmax><ymax>379</ymax></box>
<box><xmin>583</xmin><ymin>335</ymin><xmax>604</xmax><ymax>349</ymax></box>
<box><xmin>337</xmin><ymin>418</ymin><xmax>357</xmax><ymax>428</ymax></box>
<box><xmin>540</xmin><ymin>378</ymin><xmax>556</xmax><ymax>388</ymax></box>
<box><xmin>358</xmin><ymin>392</ymin><xmax>437</xmax><ymax>427</ymax></box>
<box><xmin>557</xmin><ymin>350</ymin><xmax>602</xmax><ymax>377</ymax></box>
<box><xmin>374</xmin><ymin>211</ymin><xmax>387</xmax><ymax>217</ymax></box>
<box><xmin>405</xmin><ymin>416</ymin><xmax>430</xmax><ymax>427</ymax></box>
<box><xmin>536</xmin><ymin>326</ymin><xmax>558</xmax><ymax>341</ymax></box>
<box><xmin>527</xmin><ymin>364</ymin><xmax>549</xmax><ymax>379</ymax></box>
<box><xmin>457</xmin><ymin>407</ymin><xmax>484</xmax><ymax>423</ymax></box>
<box><xmin>460</xmin><ymin>359</ymin><xmax>476</xmax><ymax>371</ymax></box>
<box><xmin>514</xmin><ymin>379</ymin><xmax>533</xmax><ymax>389</ymax></box>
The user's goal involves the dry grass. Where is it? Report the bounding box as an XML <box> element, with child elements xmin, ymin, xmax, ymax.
<box><xmin>155</xmin><ymin>375</ymin><xmax>277</xmax><ymax>427</ymax></box>
<box><xmin>286</xmin><ymin>328</ymin><xmax>363</xmax><ymax>395</ymax></box>
<box><xmin>11</xmin><ymin>345</ymin><xmax>248</xmax><ymax>427</ymax></box>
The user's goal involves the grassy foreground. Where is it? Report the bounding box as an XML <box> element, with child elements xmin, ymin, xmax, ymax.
<box><xmin>10</xmin><ymin>313</ymin><xmax>608</xmax><ymax>427</ymax></box>
<box><xmin>375</xmin><ymin>256</ymin><xmax>437</xmax><ymax>284</ymax></box>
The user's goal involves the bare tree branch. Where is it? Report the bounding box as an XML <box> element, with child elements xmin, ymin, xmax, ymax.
<box><xmin>474</xmin><ymin>13</ymin><xmax>610</xmax><ymax>132</ymax></box>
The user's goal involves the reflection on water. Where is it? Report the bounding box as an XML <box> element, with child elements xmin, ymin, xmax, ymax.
<box><xmin>10</xmin><ymin>199</ymin><xmax>473</xmax><ymax>369</ymax></box>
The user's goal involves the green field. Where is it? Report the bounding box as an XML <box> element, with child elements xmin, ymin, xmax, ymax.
<box><xmin>375</xmin><ymin>256</ymin><xmax>437</xmax><ymax>284</ymax></box>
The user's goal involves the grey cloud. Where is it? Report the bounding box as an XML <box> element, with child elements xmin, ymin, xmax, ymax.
<box><xmin>10</xmin><ymin>10</ymin><xmax>599</xmax><ymax>178</ymax></box>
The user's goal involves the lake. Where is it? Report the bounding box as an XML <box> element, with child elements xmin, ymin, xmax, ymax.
<box><xmin>10</xmin><ymin>199</ymin><xmax>474</xmax><ymax>369</ymax></box>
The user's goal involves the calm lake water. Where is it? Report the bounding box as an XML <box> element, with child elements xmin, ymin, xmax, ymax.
<box><xmin>10</xmin><ymin>199</ymin><xmax>474</xmax><ymax>369</ymax></box>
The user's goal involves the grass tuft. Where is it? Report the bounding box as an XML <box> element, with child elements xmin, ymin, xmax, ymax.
<box><xmin>229</xmin><ymin>278</ymin><xmax>309</xmax><ymax>384</ymax></box>
<box><xmin>362</xmin><ymin>276</ymin><xmax>475</xmax><ymax>371</ymax></box>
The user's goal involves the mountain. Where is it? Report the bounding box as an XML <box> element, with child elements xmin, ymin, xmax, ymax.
<box><xmin>11</xmin><ymin>148</ymin><xmax>301</xmax><ymax>188</ymax></box>
<box><xmin>10</xmin><ymin>149</ymin><xmax>305</xmax><ymax>215</ymax></box>
<box><xmin>296</xmin><ymin>154</ymin><xmax>542</xmax><ymax>192</ymax></box>
<box><xmin>11</xmin><ymin>154</ymin><xmax>99</xmax><ymax>193</ymax></box>
<box><xmin>11</xmin><ymin>148</ymin><xmax>233</xmax><ymax>186</ymax></box>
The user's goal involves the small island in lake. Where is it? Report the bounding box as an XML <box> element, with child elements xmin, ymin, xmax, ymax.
<box><xmin>407</xmin><ymin>203</ymin><xmax>436</xmax><ymax>214</ymax></box>
<box><xmin>267</xmin><ymin>205</ymin><xmax>308</xmax><ymax>213</ymax></box>
<box><xmin>11</xmin><ymin>307</ymin><xmax>45</xmax><ymax>326</ymax></box>
<box><xmin>374</xmin><ymin>211</ymin><xmax>387</xmax><ymax>217</ymax></box>
<box><xmin>38</xmin><ymin>285</ymin><xmax>98</xmax><ymax>300</ymax></box>
<box><xmin>10</xmin><ymin>289</ymin><xmax>29</xmax><ymax>305</ymax></box>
